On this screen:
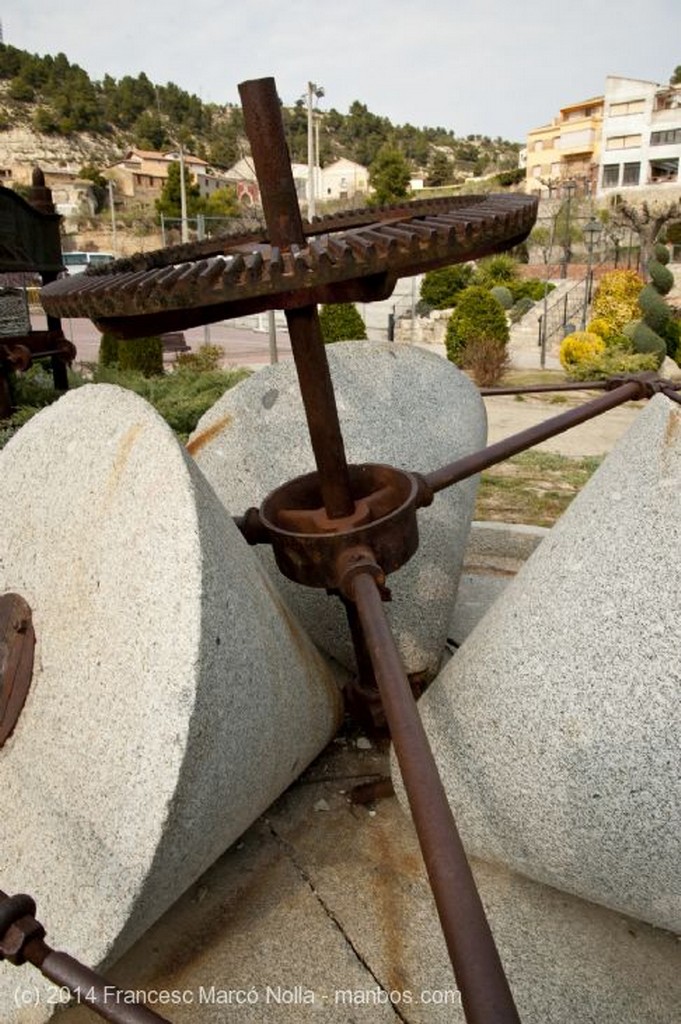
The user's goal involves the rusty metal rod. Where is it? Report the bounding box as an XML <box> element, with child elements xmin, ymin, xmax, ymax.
<box><xmin>348</xmin><ymin>570</ymin><xmax>520</xmax><ymax>1024</ymax></box>
<box><xmin>423</xmin><ymin>379</ymin><xmax>644</xmax><ymax>496</ymax></box>
<box><xmin>34</xmin><ymin>946</ymin><xmax>171</xmax><ymax>1024</ymax></box>
<box><xmin>238</xmin><ymin>77</ymin><xmax>354</xmax><ymax>519</ymax></box>
<box><xmin>479</xmin><ymin>380</ymin><xmax>612</xmax><ymax>396</ymax></box>
<box><xmin>0</xmin><ymin>890</ymin><xmax>169</xmax><ymax>1024</ymax></box>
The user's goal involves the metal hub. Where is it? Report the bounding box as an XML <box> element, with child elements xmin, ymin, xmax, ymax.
<box><xmin>0</xmin><ymin>593</ymin><xmax>35</xmax><ymax>749</ymax></box>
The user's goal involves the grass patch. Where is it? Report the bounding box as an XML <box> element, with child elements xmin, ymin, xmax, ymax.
<box><xmin>475</xmin><ymin>450</ymin><xmax>603</xmax><ymax>527</ymax></box>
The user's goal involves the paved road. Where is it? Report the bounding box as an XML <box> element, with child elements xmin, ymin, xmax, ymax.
<box><xmin>51</xmin><ymin>315</ymin><xmax>294</xmax><ymax>369</ymax></box>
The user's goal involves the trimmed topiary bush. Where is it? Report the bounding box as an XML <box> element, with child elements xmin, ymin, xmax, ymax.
<box><xmin>648</xmin><ymin>259</ymin><xmax>674</xmax><ymax>296</ymax></box>
<box><xmin>319</xmin><ymin>303</ymin><xmax>367</xmax><ymax>343</ymax></box>
<box><xmin>117</xmin><ymin>336</ymin><xmax>164</xmax><ymax>376</ymax></box>
<box><xmin>445</xmin><ymin>286</ymin><xmax>510</xmax><ymax>365</ymax></box>
<box><xmin>490</xmin><ymin>285</ymin><xmax>514</xmax><ymax>310</ymax></box>
<box><xmin>654</xmin><ymin>242</ymin><xmax>670</xmax><ymax>265</ymax></box>
<box><xmin>638</xmin><ymin>285</ymin><xmax>672</xmax><ymax>334</ymax></box>
<box><xmin>628</xmin><ymin>320</ymin><xmax>667</xmax><ymax>365</ymax></box>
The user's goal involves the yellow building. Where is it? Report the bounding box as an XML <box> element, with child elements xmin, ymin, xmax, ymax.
<box><xmin>526</xmin><ymin>96</ymin><xmax>604</xmax><ymax>196</ymax></box>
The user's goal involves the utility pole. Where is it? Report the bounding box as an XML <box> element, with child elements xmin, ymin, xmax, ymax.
<box><xmin>178</xmin><ymin>144</ymin><xmax>189</xmax><ymax>244</ymax></box>
<box><xmin>306</xmin><ymin>82</ymin><xmax>324</xmax><ymax>219</ymax></box>
<box><xmin>108</xmin><ymin>179</ymin><xmax>117</xmax><ymax>255</ymax></box>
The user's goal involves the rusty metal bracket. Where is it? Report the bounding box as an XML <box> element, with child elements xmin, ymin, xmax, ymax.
<box><xmin>0</xmin><ymin>593</ymin><xmax>35</xmax><ymax>749</ymax></box>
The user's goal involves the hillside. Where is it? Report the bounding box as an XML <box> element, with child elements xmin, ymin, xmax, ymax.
<box><xmin>0</xmin><ymin>43</ymin><xmax>521</xmax><ymax>184</ymax></box>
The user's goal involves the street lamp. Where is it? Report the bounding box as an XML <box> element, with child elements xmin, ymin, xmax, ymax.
<box><xmin>581</xmin><ymin>217</ymin><xmax>602</xmax><ymax>328</ymax></box>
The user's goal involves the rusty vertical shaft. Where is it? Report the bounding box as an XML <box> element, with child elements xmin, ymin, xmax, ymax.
<box><xmin>238</xmin><ymin>77</ymin><xmax>354</xmax><ymax>519</ymax></box>
<box><xmin>349</xmin><ymin>571</ymin><xmax>520</xmax><ymax>1024</ymax></box>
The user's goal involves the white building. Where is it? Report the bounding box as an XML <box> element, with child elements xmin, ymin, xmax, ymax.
<box><xmin>597</xmin><ymin>75</ymin><xmax>681</xmax><ymax>197</ymax></box>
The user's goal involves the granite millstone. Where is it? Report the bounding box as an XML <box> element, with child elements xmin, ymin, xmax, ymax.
<box><xmin>396</xmin><ymin>395</ymin><xmax>681</xmax><ymax>933</ymax></box>
<box><xmin>0</xmin><ymin>384</ymin><xmax>342</xmax><ymax>1023</ymax></box>
<box><xmin>188</xmin><ymin>342</ymin><xmax>487</xmax><ymax>678</ymax></box>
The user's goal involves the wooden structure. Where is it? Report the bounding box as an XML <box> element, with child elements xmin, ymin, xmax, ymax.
<box><xmin>0</xmin><ymin>168</ymin><xmax>74</xmax><ymax>419</ymax></box>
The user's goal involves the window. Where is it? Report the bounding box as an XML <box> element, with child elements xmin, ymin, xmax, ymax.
<box><xmin>602</xmin><ymin>164</ymin><xmax>620</xmax><ymax>188</ymax></box>
<box><xmin>651</xmin><ymin>129</ymin><xmax>681</xmax><ymax>146</ymax></box>
<box><xmin>606</xmin><ymin>134</ymin><xmax>642</xmax><ymax>150</ymax></box>
<box><xmin>622</xmin><ymin>162</ymin><xmax>640</xmax><ymax>186</ymax></box>
<box><xmin>534</xmin><ymin>140</ymin><xmax>544</xmax><ymax>152</ymax></box>
<box><xmin>649</xmin><ymin>157</ymin><xmax>679</xmax><ymax>184</ymax></box>
<box><xmin>609</xmin><ymin>99</ymin><xmax>645</xmax><ymax>116</ymax></box>
<box><xmin>532</xmin><ymin>165</ymin><xmax>542</xmax><ymax>178</ymax></box>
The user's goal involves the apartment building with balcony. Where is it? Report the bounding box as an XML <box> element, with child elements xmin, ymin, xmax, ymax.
<box><xmin>525</xmin><ymin>97</ymin><xmax>604</xmax><ymax>197</ymax></box>
<box><xmin>596</xmin><ymin>75</ymin><xmax>681</xmax><ymax>197</ymax></box>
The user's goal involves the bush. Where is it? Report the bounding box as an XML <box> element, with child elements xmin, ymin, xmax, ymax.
<box><xmin>558</xmin><ymin>331</ymin><xmax>606</xmax><ymax>372</ymax></box>
<box><xmin>490</xmin><ymin>285</ymin><xmax>513</xmax><ymax>310</ymax></box>
<box><xmin>460</xmin><ymin>337</ymin><xmax>510</xmax><ymax>387</ymax></box>
<box><xmin>117</xmin><ymin>336</ymin><xmax>164</xmax><ymax>376</ymax></box>
<box><xmin>175</xmin><ymin>344</ymin><xmax>224</xmax><ymax>372</ymax></box>
<box><xmin>628</xmin><ymin>320</ymin><xmax>667</xmax><ymax>365</ymax></box>
<box><xmin>509</xmin><ymin>297</ymin><xmax>535</xmax><ymax>323</ymax></box>
<box><xmin>473</xmin><ymin>253</ymin><xmax>517</xmax><ymax>287</ymax></box>
<box><xmin>419</xmin><ymin>263</ymin><xmax>475</xmax><ymax>310</ymax></box>
<box><xmin>592</xmin><ymin>270</ymin><xmax>645</xmax><ymax>333</ymax></box>
<box><xmin>508</xmin><ymin>278</ymin><xmax>555</xmax><ymax>302</ymax></box>
<box><xmin>98</xmin><ymin>332</ymin><xmax>119</xmax><ymax>367</ymax></box>
<box><xmin>319</xmin><ymin>303</ymin><xmax>367</xmax><ymax>343</ymax></box>
<box><xmin>648</xmin><ymin>259</ymin><xmax>674</xmax><ymax>296</ymax></box>
<box><xmin>445</xmin><ymin>286</ymin><xmax>510</xmax><ymax>365</ymax></box>
<box><xmin>565</xmin><ymin>351</ymin><xmax>659</xmax><ymax>381</ymax></box>
<box><xmin>638</xmin><ymin>285</ymin><xmax>671</xmax><ymax>333</ymax></box>
<box><xmin>586</xmin><ymin>317</ymin><xmax>618</xmax><ymax>343</ymax></box>
<box><xmin>654</xmin><ymin>242</ymin><xmax>671</xmax><ymax>265</ymax></box>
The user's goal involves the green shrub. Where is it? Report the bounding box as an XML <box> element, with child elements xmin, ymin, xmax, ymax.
<box><xmin>628</xmin><ymin>320</ymin><xmax>667</xmax><ymax>365</ymax></box>
<box><xmin>98</xmin><ymin>332</ymin><xmax>119</xmax><ymax>367</ymax></box>
<box><xmin>648</xmin><ymin>259</ymin><xmax>674</xmax><ymax>296</ymax></box>
<box><xmin>318</xmin><ymin>303</ymin><xmax>367</xmax><ymax>343</ymax></box>
<box><xmin>117</xmin><ymin>336</ymin><xmax>164</xmax><ymax>376</ymax></box>
<box><xmin>508</xmin><ymin>278</ymin><xmax>555</xmax><ymax>302</ymax></box>
<box><xmin>490</xmin><ymin>285</ymin><xmax>513</xmax><ymax>310</ymax></box>
<box><xmin>661</xmin><ymin>316</ymin><xmax>681</xmax><ymax>360</ymax></box>
<box><xmin>175</xmin><ymin>344</ymin><xmax>224</xmax><ymax>372</ymax></box>
<box><xmin>473</xmin><ymin>253</ymin><xmax>517</xmax><ymax>286</ymax></box>
<box><xmin>509</xmin><ymin>297</ymin><xmax>535</xmax><ymax>323</ymax></box>
<box><xmin>565</xmin><ymin>351</ymin><xmax>659</xmax><ymax>381</ymax></box>
<box><xmin>638</xmin><ymin>285</ymin><xmax>671</xmax><ymax>333</ymax></box>
<box><xmin>445</xmin><ymin>286</ymin><xmax>510</xmax><ymax>365</ymax></box>
<box><xmin>419</xmin><ymin>264</ymin><xmax>475</xmax><ymax>310</ymax></box>
<box><xmin>654</xmin><ymin>242</ymin><xmax>670</xmax><ymax>265</ymax></box>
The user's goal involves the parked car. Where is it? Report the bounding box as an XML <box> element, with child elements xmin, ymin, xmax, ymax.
<box><xmin>61</xmin><ymin>251</ymin><xmax>115</xmax><ymax>275</ymax></box>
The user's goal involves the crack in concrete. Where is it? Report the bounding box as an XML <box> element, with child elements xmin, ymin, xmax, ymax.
<box><xmin>266</xmin><ymin>821</ymin><xmax>410</xmax><ymax>1024</ymax></box>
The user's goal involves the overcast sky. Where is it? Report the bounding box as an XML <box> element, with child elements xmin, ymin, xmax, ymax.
<box><xmin>4</xmin><ymin>1</ymin><xmax>680</xmax><ymax>142</ymax></box>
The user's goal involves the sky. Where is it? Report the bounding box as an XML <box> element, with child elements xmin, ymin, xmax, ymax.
<box><xmin>4</xmin><ymin>1</ymin><xmax>680</xmax><ymax>143</ymax></box>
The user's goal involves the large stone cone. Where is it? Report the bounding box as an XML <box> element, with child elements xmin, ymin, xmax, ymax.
<box><xmin>188</xmin><ymin>342</ymin><xmax>487</xmax><ymax>680</ymax></box>
<box><xmin>394</xmin><ymin>395</ymin><xmax>681</xmax><ymax>933</ymax></box>
<box><xmin>0</xmin><ymin>384</ymin><xmax>342</xmax><ymax>1022</ymax></box>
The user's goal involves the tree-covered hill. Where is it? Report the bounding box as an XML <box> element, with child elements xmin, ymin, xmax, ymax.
<box><xmin>0</xmin><ymin>43</ymin><xmax>521</xmax><ymax>178</ymax></box>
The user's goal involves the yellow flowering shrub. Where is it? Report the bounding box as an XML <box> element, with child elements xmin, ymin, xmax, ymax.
<box><xmin>559</xmin><ymin>331</ymin><xmax>606</xmax><ymax>371</ymax></box>
<box><xmin>591</xmin><ymin>270</ymin><xmax>644</xmax><ymax>333</ymax></box>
